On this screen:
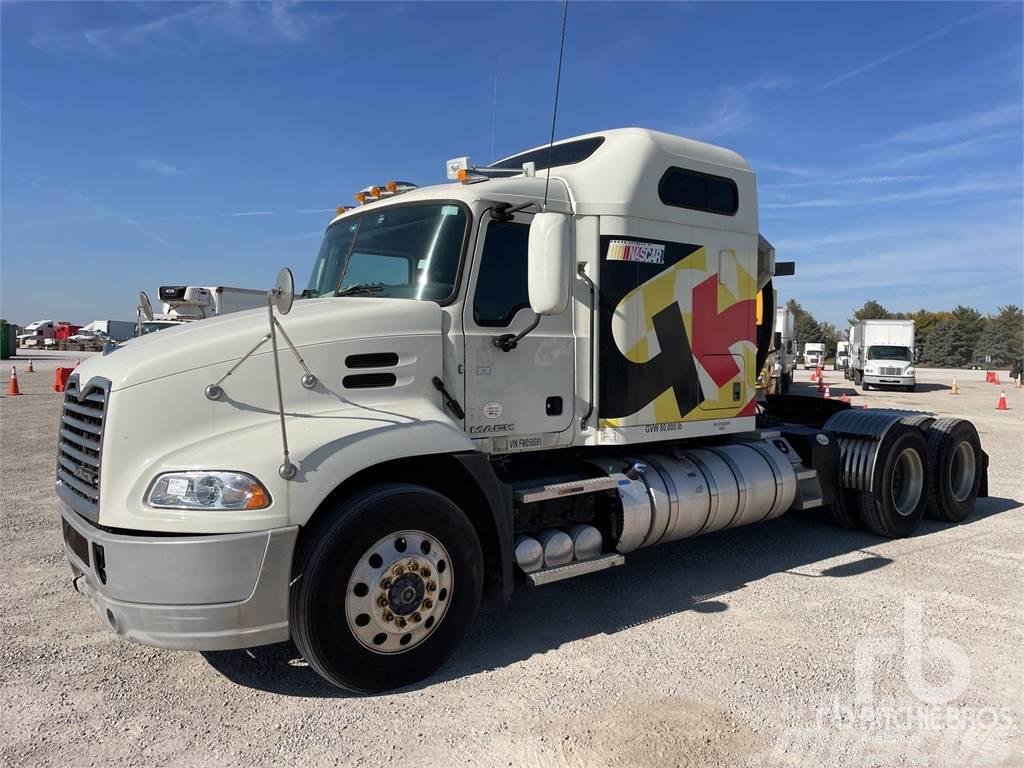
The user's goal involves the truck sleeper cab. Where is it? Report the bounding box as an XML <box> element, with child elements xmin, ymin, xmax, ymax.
<box><xmin>57</xmin><ymin>129</ymin><xmax>987</xmax><ymax>692</ymax></box>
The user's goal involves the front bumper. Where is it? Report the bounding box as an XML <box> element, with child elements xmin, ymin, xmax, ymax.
<box><xmin>60</xmin><ymin>501</ymin><xmax>298</xmax><ymax>651</ymax></box>
<box><xmin>863</xmin><ymin>375</ymin><xmax>915</xmax><ymax>386</ymax></box>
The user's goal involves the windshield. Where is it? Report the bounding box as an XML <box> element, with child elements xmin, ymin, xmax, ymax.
<box><xmin>304</xmin><ymin>203</ymin><xmax>469</xmax><ymax>301</ymax></box>
<box><xmin>868</xmin><ymin>345</ymin><xmax>911</xmax><ymax>361</ymax></box>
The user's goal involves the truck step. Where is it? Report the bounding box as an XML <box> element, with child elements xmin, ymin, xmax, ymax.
<box><xmin>795</xmin><ymin>468</ymin><xmax>817</xmax><ymax>481</ymax></box>
<box><xmin>515</xmin><ymin>476</ymin><xmax>619</xmax><ymax>504</ymax></box>
<box><xmin>526</xmin><ymin>553</ymin><xmax>625</xmax><ymax>586</ymax></box>
<box><xmin>791</xmin><ymin>493</ymin><xmax>824</xmax><ymax>511</ymax></box>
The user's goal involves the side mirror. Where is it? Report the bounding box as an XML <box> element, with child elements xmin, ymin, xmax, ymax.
<box><xmin>527</xmin><ymin>212</ymin><xmax>571</xmax><ymax>315</ymax></box>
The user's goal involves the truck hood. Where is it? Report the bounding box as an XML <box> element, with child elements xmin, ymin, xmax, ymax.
<box><xmin>79</xmin><ymin>297</ymin><xmax>443</xmax><ymax>390</ymax></box>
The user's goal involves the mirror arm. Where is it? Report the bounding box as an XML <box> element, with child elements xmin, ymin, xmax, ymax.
<box><xmin>490</xmin><ymin>201</ymin><xmax>538</xmax><ymax>223</ymax></box>
<box><xmin>493</xmin><ymin>314</ymin><xmax>541</xmax><ymax>352</ymax></box>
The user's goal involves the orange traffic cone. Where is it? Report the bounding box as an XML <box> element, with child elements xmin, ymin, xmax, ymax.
<box><xmin>993</xmin><ymin>373</ymin><xmax>1000</xmax><ymax>385</ymax></box>
<box><xmin>26</xmin><ymin>358</ymin><xmax>34</xmax><ymax>373</ymax></box>
<box><xmin>8</xmin><ymin>366</ymin><xmax>22</xmax><ymax>396</ymax></box>
<box><xmin>996</xmin><ymin>390</ymin><xmax>1008</xmax><ymax>411</ymax></box>
<box><xmin>824</xmin><ymin>386</ymin><xmax>831</xmax><ymax>399</ymax></box>
<box><xmin>950</xmin><ymin>377</ymin><xmax>959</xmax><ymax>394</ymax></box>
<box><xmin>986</xmin><ymin>371</ymin><xmax>995</xmax><ymax>383</ymax></box>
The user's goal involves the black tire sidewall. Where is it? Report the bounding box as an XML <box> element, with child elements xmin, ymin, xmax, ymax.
<box><xmin>291</xmin><ymin>484</ymin><xmax>483</xmax><ymax>693</ymax></box>
<box><xmin>865</xmin><ymin>426</ymin><xmax>929</xmax><ymax>537</ymax></box>
<box><xmin>926</xmin><ymin>419</ymin><xmax>982</xmax><ymax>523</ymax></box>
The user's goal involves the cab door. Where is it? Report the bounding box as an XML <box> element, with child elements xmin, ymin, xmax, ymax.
<box><xmin>462</xmin><ymin>211</ymin><xmax>575</xmax><ymax>439</ymax></box>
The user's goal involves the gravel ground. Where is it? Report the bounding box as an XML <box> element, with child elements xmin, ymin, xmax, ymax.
<box><xmin>2</xmin><ymin>352</ymin><xmax>1021</xmax><ymax>767</ymax></box>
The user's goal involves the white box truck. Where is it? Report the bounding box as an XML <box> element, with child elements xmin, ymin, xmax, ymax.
<box><xmin>850</xmin><ymin>319</ymin><xmax>916</xmax><ymax>391</ymax></box>
<box><xmin>136</xmin><ymin>285</ymin><xmax>269</xmax><ymax>335</ymax></box>
<box><xmin>56</xmin><ymin>128</ymin><xmax>987</xmax><ymax>693</ymax></box>
<box><xmin>802</xmin><ymin>342</ymin><xmax>825</xmax><ymax>370</ymax></box>
<box><xmin>79</xmin><ymin>320</ymin><xmax>136</xmax><ymax>343</ymax></box>
<box><xmin>834</xmin><ymin>340</ymin><xmax>850</xmax><ymax>371</ymax></box>
<box><xmin>771</xmin><ymin>303</ymin><xmax>796</xmax><ymax>393</ymax></box>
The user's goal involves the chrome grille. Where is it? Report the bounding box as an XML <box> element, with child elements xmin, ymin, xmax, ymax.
<box><xmin>878</xmin><ymin>367</ymin><xmax>901</xmax><ymax>376</ymax></box>
<box><xmin>56</xmin><ymin>377</ymin><xmax>109</xmax><ymax>519</ymax></box>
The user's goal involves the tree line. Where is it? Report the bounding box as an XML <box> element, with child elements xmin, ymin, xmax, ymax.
<box><xmin>784</xmin><ymin>299</ymin><xmax>1023</xmax><ymax>369</ymax></box>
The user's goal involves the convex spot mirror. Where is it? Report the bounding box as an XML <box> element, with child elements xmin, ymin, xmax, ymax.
<box><xmin>527</xmin><ymin>212</ymin><xmax>571</xmax><ymax>316</ymax></box>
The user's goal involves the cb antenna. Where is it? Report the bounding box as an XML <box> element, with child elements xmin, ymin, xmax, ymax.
<box><xmin>542</xmin><ymin>0</ymin><xmax>569</xmax><ymax>212</ymax></box>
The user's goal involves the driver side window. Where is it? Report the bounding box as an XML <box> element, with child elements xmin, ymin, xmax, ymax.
<box><xmin>473</xmin><ymin>221</ymin><xmax>531</xmax><ymax>327</ymax></box>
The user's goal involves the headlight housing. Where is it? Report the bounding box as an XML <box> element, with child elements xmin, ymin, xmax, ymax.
<box><xmin>865</xmin><ymin>366</ymin><xmax>876</xmax><ymax>374</ymax></box>
<box><xmin>146</xmin><ymin>471</ymin><xmax>271</xmax><ymax>510</ymax></box>
<box><xmin>904</xmin><ymin>367</ymin><xmax>915</xmax><ymax>376</ymax></box>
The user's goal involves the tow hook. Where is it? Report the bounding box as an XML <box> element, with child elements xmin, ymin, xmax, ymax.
<box><xmin>72</xmin><ymin>575</ymin><xmax>85</xmax><ymax>594</ymax></box>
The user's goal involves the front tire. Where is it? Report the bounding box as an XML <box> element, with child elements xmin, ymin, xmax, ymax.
<box><xmin>290</xmin><ymin>484</ymin><xmax>483</xmax><ymax>693</ymax></box>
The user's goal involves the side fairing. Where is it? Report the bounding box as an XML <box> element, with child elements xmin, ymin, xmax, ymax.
<box><xmin>597</xmin><ymin>232</ymin><xmax>758</xmax><ymax>435</ymax></box>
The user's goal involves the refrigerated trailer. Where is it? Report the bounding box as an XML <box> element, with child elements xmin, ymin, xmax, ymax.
<box><xmin>57</xmin><ymin>128</ymin><xmax>988</xmax><ymax>693</ymax></box>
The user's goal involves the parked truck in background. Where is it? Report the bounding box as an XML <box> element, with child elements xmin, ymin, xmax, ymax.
<box><xmin>850</xmin><ymin>319</ymin><xmax>916</xmax><ymax>391</ymax></box>
<box><xmin>771</xmin><ymin>303</ymin><xmax>796</xmax><ymax>393</ymax></box>
<box><xmin>834</xmin><ymin>340</ymin><xmax>849</xmax><ymax>371</ymax></box>
<box><xmin>17</xmin><ymin>319</ymin><xmax>56</xmax><ymax>348</ymax></box>
<box><xmin>57</xmin><ymin>128</ymin><xmax>987</xmax><ymax>693</ymax></box>
<box><xmin>136</xmin><ymin>285</ymin><xmax>269</xmax><ymax>335</ymax></box>
<box><xmin>802</xmin><ymin>342</ymin><xmax>825</xmax><ymax>370</ymax></box>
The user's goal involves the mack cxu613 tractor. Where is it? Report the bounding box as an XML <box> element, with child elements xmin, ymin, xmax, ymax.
<box><xmin>57</xmin><ymin>129</ymin><xmax>987</xmax><ymax>692</ymax></box>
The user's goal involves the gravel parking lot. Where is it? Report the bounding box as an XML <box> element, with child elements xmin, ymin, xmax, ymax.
<box><xmin>2</xmin><ymin>352</ymin><xmax>1021</xmax><ymax>767</ymax></box>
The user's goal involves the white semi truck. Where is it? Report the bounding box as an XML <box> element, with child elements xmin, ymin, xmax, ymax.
<box><xmin>57</xmin><ymin>129</ymin><xmax>987</xmax><ymax>692</ymax></box>
<box><xmin>17</xmin><ymin>319</ymin><xmax>56</xmax><ymax>347</ymax></box>
<box><xmin>850</xmin><ymin>319</ymin><xmax>916</xmax><ymax>391</ymax></box>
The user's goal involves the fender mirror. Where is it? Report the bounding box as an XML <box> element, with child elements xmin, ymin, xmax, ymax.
<box><xmin>527</xmin><ymin>212</ymin><xmax>571</xmax><ymax>315</ymax></box>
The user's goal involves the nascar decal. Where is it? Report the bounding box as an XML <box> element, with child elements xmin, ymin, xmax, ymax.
<box><xmin>598</xmin><ymin>236</ymin><xmax>757</xmax><ymax>427</ymax></box>
<box><xmin>605</xmin><ymin>239</ymin><xmax>665</xmax><ymax>264</ymax></box>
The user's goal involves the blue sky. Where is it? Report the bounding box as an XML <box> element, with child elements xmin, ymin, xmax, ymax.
<box><xmin>2</xmin><ymin>1</ymin><xmax>1022</xmax><ymax>328</ymax></box>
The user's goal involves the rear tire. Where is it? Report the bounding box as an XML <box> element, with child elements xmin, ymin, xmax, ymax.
<box><xmin>290</xmin><ymin>483</ymin><xmax>483</xmax><ymax>693</ymax></box>
<box><xmin>824</xmin><ymin>486</ymin><xmax>863</xmax><ymax>529</ymax></box>
<box><xmin>924</xmin><ymin>418</ymin><xmax>982</xmax><ymax>523</ymax></box>
<box><xmin>857</xmin><ymin>424</ymin><xmax>928</xmax><ymax>538</ymax></box>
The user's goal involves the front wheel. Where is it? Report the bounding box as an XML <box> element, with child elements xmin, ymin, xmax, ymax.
<box><xmin>290</xmin><ymin>484</ymin><xmax>483</xmax><ymax>692</ymax></box>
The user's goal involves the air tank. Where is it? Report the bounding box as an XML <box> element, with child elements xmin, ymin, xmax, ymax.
<box><xmin>537</xmin><ymin>529</ymin><xmax>573</xmax><ymax>567</ymax></box>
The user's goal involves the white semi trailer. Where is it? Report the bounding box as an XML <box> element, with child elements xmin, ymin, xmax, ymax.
<box><xmin>834</xmin><ymin>340</ymin><xmax>850</xmax><ymax>371</ymax></box>
<box><xmin>57</xmin><ymin>129</ymin><xmax>987</xmax><ymax>692</ymax></box>
<box><xmin>850</xmin><ymin>319</ymin><xmax>916</xmax><ymax>391</ymax></box>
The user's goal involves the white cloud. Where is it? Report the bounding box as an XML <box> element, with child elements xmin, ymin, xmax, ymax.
<box><xmin>879</xmin><ymin>104</ymin><xmax>1023</xmax><ymax>146</ymax></box>
<box><xmin>762</xmin><ymin>172</ymin><xmax>1022</xmax><ymax>210</ymax></box>
<box><xmin>879</xmin><ymin>132</ymin><xmax>1016</xmax><ymax>170</ymax></box>
<box><xmin>137</xmin><ymin>157</ymin><xmax>184</xmax><ymax>176</ymax></box>
<box><xmin>820</xmin><ymin>4</ymin><xmax>1001</xmax><ymax>89</ymax></box>
<box><xmin>32</xmin><ymin>1</ymin><xmax>344</xmax><ymax>55</ymax></box>
<box><xmin>678</xmin><ymin>75</ymin><xmax>792</xmax><ymax>140</ymax></box>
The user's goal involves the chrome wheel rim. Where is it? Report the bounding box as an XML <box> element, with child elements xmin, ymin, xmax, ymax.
<box><xmin>891</xmin><ymin>447</ymin><xmax>924</xmax><ymax>517</ymax></box>
<box><xmin>345</xmin><ymin>530</ymin><xmax>453</xmax><ymax>655</ymax></box>
<box><xmin>949</xmin><ymin>441</ymin><xmax>976</xmax><ymax>503</ymax></box>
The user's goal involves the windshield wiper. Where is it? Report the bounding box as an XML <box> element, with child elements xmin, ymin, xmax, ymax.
<box><xmin>336</xmin><ymin>282</ymin><xmax>385</xmax><ymax>297</ymax></box>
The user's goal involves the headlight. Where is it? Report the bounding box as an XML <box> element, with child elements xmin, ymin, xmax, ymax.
<box><xmin>146</xmin><ymin>471</ymin><xmax>271</xmax><ymax>510</ymax></box>
<box><xmin>904</xmin><ymin>367</ymin><xmax>915</xmax><ymax>376</ymax></box>
<box><xmin>865</xmin><ymin>366</ymin><xmax>876</xmax><ymax>374</ymax></box>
